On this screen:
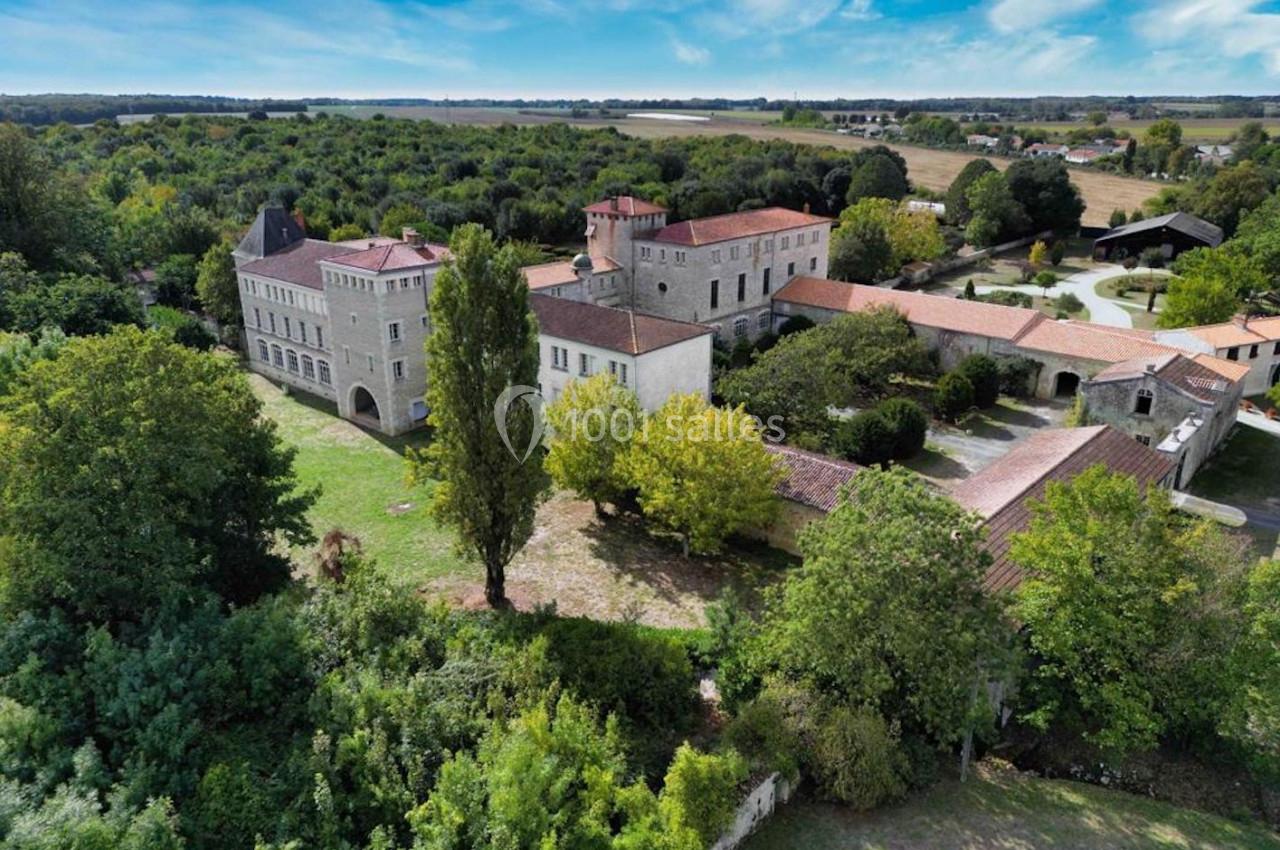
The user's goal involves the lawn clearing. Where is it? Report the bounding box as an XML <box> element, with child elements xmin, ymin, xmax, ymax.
<box><xmin>743</xmin><ymin>761</ymin><xmax>1280</xmax><ymax>850</ymax></box>
<box><xmin>1188</xmin><ymin>424</ymin><xmax>1280</xmax><ymax>560</ymax></box>
<box><xmin>252</xmin><ymin>372</ymin><xmax>791</xmax><ymax>627</ymax></box>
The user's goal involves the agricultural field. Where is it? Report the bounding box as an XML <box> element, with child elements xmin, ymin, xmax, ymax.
<box><xmin>1013</xmin><ymin>117</ymin><xmax>1280</xmax><ymax>143</ymax></box>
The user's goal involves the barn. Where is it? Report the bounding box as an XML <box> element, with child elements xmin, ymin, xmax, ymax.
<box><xmin>1092</xmin><ymin>212</ymin><xmax>1223</xmax><ymax>262</ymax></box>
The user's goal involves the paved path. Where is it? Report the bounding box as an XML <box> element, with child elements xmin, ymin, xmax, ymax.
<box><xmin>974</xmin><ymin>265</ymin><xmax>1175</xmax><ymax>330</ymax></box>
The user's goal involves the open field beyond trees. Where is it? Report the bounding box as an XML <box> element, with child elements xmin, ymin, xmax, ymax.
<box><xmin>251</xmin><ymin>372</ymin><xmax>785</xmax><ymax>628</ymax></box>
<box><xmin>744</xmin><ymin>761</ymin><xmax>1280</xmax><ymax>850</ymax></box>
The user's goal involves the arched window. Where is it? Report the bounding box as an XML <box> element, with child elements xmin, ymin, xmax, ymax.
<box><xmin>301</xmin><ymin>354</ymin><xmax>315</xmax><ymax>380</ymax></box>
<box><xmin>1135</xmin><ymin>388</ymin><xmax>1154</xmax><ymax>416</ymax></box>
<box><xmin>757</xmin><ymin>311</ymin><xmax>771</xmax><ymax>331</ymax></box>
<box><xmin>257</xmin><ymin>339</ymin><xmax>269</xmax><ymax>362</ymax></box>
<box><xmin>286</xmin><ymin>349</ymin><xmax>299</xmax><ymax>373</ymax></box>
<box><xmin>317</xmin><ymin>360</ymin><xmax>331</xmax><ymax>386</ymax></box>
<box><xmin>733</xmin><ymin>317</ymin><xmax>749</xmax><ymax>337</ymax></box>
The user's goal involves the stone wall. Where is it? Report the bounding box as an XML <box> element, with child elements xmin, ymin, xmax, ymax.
<box><xmin>711</xmin><ymin>773</ymin><xmax>793</xmax><ymax>850</ymax></box>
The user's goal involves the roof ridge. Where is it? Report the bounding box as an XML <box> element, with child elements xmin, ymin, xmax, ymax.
<box><xmin>628</xmin><ymin>310</ymin><xmax>639</xmax><ymax>354</ymax></box>
<box><xmin>959</xmin><ymin>426</ymin><xmax>1104</xmax><ymax>514</ymax></box>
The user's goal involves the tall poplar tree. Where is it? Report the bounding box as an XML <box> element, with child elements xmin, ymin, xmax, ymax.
<box><xmin>417</xmin><ymin>224</ymin><xmax>546</xmax><ymax>606</ymax></box>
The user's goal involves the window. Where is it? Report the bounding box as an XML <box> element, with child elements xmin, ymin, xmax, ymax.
<box><xmin>287</xmin><ymin>290</ymin><xmax>294</xmax><ymax>306</ymax></box>
<box><xmin>787</xmin><ymin>262</ymin><xmax>795</xmax><ymax>277</ymax></box>
<box><xmin>283</xmin><ymin>317</ymin><xmax>291</xmax><ymax>339</ymax></box>
<box><xmin>1135</xmin><ymin>434</ymin><xmax>1151</xmax><ymax>446</ymax></box>
<box><xmin>268</xmin><ymin>312</ymin><xmax>277</xmax><ymax>334</ymax></box>
<box><xmin>781</xmin><ymin>236</ymin><xmax>790</xmax><ymax>250</ymax></box>
<box><xmin>388</xmin><ymin>321</ymin><xmax>401</xmax><ymax>343</ymax></box>
<box><xmin>762</xmin><ymin>267</ymin><xmax>771</xmax><ymax>294</ymax></box>
<box><xmin>658</xmin><ymin>281</ymin><xmax>668</xmax><ymax>294</ymax></box>
<box><xmin>271</xmin><ymin>345</ymin><xmax>283</xmax><ymax>368</ymax></box>
<box><xmin>764</xmin><ymin>239</ymin><xmax>773</xmax><ymax>253</ymax></box>
<box><xmin>730</xmin><ymin>246</ymin><xmax>739</xmax><ymax>260</ymax></box>
<box><xmin>551</xmin><ymin>345</ymin><xmax>568</xmax><ymax>371</ymax></box>
<box><xmin>758</xmin><ymin>312</ymin><xmax>771</xmax><ymax>331</ymax></box>
<box><xmin>286</xmin><ymin>349</ymin><xmax>299</xmax><ymax>373</ymax></box>
<box><xmin>350</xmin><ymin>313</ymin><xmax>357</xmax><ymax>325</ymax></box>
<box><xmin>812</xmin><ymin>229</ymin><xmax>820</xmax><ymax>242</ymax></box>
<box><xmin>711</xmin><ymin>249</ymin><xmax>721</xmax><ymax>264</ymax></box>
<box><xmin>316</xmin><ymin>326</ymin><xmax>324</xmax><ymax>349</ymax></box>
<box><xmin>659</xmin><ymin>249</ymin><xmax>666</xmax><ymax>263</ymax></box>
<box><xmin>343</xmin><ymin>345</ymin><xmax>350</xmax><ymax>365</ymax></box>
<box><xmin>254</xmin><ymin>307</ymin><xmax>262</xmax><ymax>329</ymax></box>
<box><xmin>1227</xmin><ymin>346</ymin><xmax>1240</xmax><ymax>360</ymax></box>
<box><xmin>1274</xmin><ymin>342</ymin><xmax>1280</xmax><ymax>356</ymax></box>
<box><xmin>257</xmin><ymin>339</ymin><xmax>269</xmax><ymax>361</ymax></box>
<box><xmin>1250</xmin><ymin>344</ymin><xmax>1260</xmax><ymax>359</ymax></box>
<box><xmin>579</xmin><ymin>353</ymin><xmax>592</xmax><ymax>377</ymax></box>
<box><xmin>317</xmin><ymin>360</ymin><xmax>331</xmax><ymax>385</ymax></box>
<box><xmin>367</xmin><ymin>354</ymin><xmax>374</xmax><ymax>373</ymax></box>
<box><xmin>737</xmin><ymin>273</ymin><xmax>746</xmax><ymax>302</ymax></box>
<box><xmin>420</xmin><ymin>314</ymin><xmax>430</xmax><ymax>330</ymax></box>
<box><xmin>392</xmin><ymin>359</ymin><xmax>405</xmax><ymax>381</ymax></box>
<box><xmin>302</xmin><ymin>355</ymin><xmax>315</xmax><ymax>380</ymax></box>
<box><xmin>675</xmin><ymin>250</ymin><xmax>686</xmax><ymax>265</ymax></box>
<box><xmin>300</xmin><ymin>321</ymin><xmax>307</xmax><ymax>344</ymax></box>
<box><xmin>1135</xmin><ymin>388</ymin><xmax>1154</xmax><ymax>416</ymax></box>
<box><xmin>733</xmin><ymin>317</ymin><xmax>749</xmax><ymax>337</ymax></box>
<box><xmin>609</xmin><ymin>360</ymin><xmax>628</xmax><ymax>384</ymax></box>
<box><xmin>809</xmin><ymin>257</ymin><xmax>818</xmax><ymax>272</ymax></box>
<box><xmin>710</xmin><ymin>279</ymin><xmax>719</xmax><ymax>309</ymax></box>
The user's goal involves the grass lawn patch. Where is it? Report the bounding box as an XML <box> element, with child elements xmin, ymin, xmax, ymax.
<box><xmin>1095</xmin><ymin>271</ymin><xmax>1173</xmax><ymax>308</ymax></box>
<box><xmin>1188</xmin><ymin>425</ymin><xmax>1280</xmax><ymax>560</ymax></box>
<box><xmin>251</xmin><ymin>372</ymin><xmax>793</xmax><ymax>627</ymax></box>
<box><xmin>743</xmin><ymin>761</ymin><xmax>1280</xmax><ymax>850</ymax></box>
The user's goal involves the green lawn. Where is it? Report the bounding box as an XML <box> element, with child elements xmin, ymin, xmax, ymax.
<box><xmin>744</xmin><ymin>763</ymin><xmax>1280</xmax><ymax>850</ymax></box>
<box><xmin>251</xmin><ymin>374</ymin><xmax>459</xmax><ymax>589</ymax></box>
<box><xmin>1188</xmin><ymin>425</ymin><xmax>1280</xmax><ymax>560</ymax></box>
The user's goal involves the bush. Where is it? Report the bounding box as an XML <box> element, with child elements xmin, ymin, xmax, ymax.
<box><xmin>777</xmin><ymin>315</ymin><xmax>815</xmax><ymax>337</ymax></box>
<box><xmin>1056</xmin><ymin>292</ymin><xmax>1085</xmax><ymax>314</ymax></box>
<box><xmin>975</xmin><ymin>289</ymin><xmax>1033</xmax><ymax>308</ymax></box>
<box><xmin>148</xmin><ymin>305</ymin><xmax>217</xmax><ymax>351</ymax></box>
<box><xmin>875</xmin><ymin>397</ymin><xmax>928</xmax><ymax>460</ymax></box>
<box><xmin>962</xmin><ymin>279</ymin><xmax>976</xmax><ymax>299</ymax></box>
<box><xmin>811</xmin><ymin>706</ymin><xmax>907</xmax><ymax>809</ymax></box>
<box><xmin>1050</xmin><ymin>240</ymin><xmax>1067</xmax><ymax>266</ymax></box>
<box><xmin>1139</xmin><ymin>246</ymin><xmax>1166</xmax><ymax>269</ymax></box>
<box><xmin>957</xmin><ymin>354</ymin><xmax>1000</xmax><ymax>408</ymax></box>
<box><xmin>997</xmin><ymin>356</ymin><xmax>1040</xmax><ymax>398</ymax></box>
<box><xmin>752</xmin><ymin>332</ymin><xmax>779</xmax><ymax>355</ymax></box>
<box><xmin>722</xmin><ymin>692</ymin><xmax>802</xmax><ymax>780</ymax></box>
<box><xmin>933</xmin><ymin>372</ymin><xmax>974</xmax><ymax>422</ymax></box>
<box><xmin>831</xmin><ymin>410</ymin><xmax>895</xmax><ymax>468</ymax></box>
<box><xmin>730</xmin><ymin>336</ymin><xmax>755</xmax><ymax>369</ymax></box>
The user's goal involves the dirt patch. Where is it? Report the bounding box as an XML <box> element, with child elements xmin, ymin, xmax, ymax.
<box><xmin>386</xmin><ymin>501</ymin><xmax>415</xmax><ymax>516</ymax></box>
<box><xmin>423</xmin><ymin>492</ymin><xmax>793</xmax><ymax>629</ymax></box>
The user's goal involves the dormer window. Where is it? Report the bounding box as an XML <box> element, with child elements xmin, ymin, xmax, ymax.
<box><xmin>1135</xmin><ymin>388</ymin><xmax>1154</xmax><ymax>416</ymax></box>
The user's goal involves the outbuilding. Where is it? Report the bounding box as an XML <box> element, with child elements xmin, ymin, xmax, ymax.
<box><xmin>1092</xmin><ymin>212</ymin><xmax>1223</xmax><ymax>262</ymax></box>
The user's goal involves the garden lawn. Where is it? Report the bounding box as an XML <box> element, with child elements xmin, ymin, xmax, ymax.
<box><xmin>744</xmin><ymin>761</ymin><xmax>1280</xmax><ymax>850</ymax></box>
<box><xmin>251</xmin><ymin>372</ymin><xmax>792</xmax><ymax>627</ymax></box>
<box><xmin>1187</xmin><ymin>424</ymin><xmax>1280</xmax><ymax>560</ymax></box>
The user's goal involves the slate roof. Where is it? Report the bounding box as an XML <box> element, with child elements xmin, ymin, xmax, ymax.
<box><xmin>528</xmin><ymin>294</ymin><xmax>712</xmax><ymax>355</ymax></box>
<box><xmin>326</xmin><ymin>242</ymin><xmax>447</xmax><ymax>272</ymax></box>
<box><xmin>1095</xmin><ymin>212</ymin><xmax>1224</xmax><ymax>249</ymax></box>
<box><xmin>236</xmin><ymin>206</ymin><xmax>306</xmax><ymax>260</ymax></box>
<box><xmin>646</xmin><ymin>208</ymin><xmax>832</xmax><ymax>247</ymax></box>
<box><xmin>949</xmin><ymin>426</ymin><xmax>1175</xmax><ymax>593</ymax></box>
<box><xmin>765</xmin><ymin>444</ymin><xmax>861</xmax><ymax>511</ymax></box>
<box><xmin>239</xmin><ymin>240</ymin><xmax>359</xmax><ymax>290</ymax></box>
<box><xmin>583</xmin><ymin>196</ymin><xmax>669</xmax><ymax>217</ymax></box>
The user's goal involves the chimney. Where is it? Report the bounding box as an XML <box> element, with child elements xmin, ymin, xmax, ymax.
<box><xmin>293</xmin><ymin>209</ymin><xmax>306</xmax><ymax>232</ymax></box>
<box><xmin>402</xmin><ymin>226</ymin><xmax>423</xmax><ymax>247</ymax></box>
<box><xmin>609</xmin><ymin>196</ymin><xmax>619</xmax><ymax>212</ymax></box>
<box><xmin>1232</xmin><ymin>313</ymin><xmax>1249</xmax><ymax>330</ymax></box>
<box><xmin>803</xmin><ymin>201</ymin><xmax>810</xmax><ymax>214</ymax></box>
<box><xmin>1144</xmin><ymin>361</ymin><xmax>1156</xmax><ymax>374</ymax></box>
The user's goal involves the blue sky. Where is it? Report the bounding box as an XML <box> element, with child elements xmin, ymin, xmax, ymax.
<box><xmin>1</xmin><ymin>0</ymin><xmax>1279</xmax><ymax>99</ymax></box>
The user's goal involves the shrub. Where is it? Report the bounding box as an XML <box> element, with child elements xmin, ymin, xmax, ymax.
<box><xmin>752</xmin><ymin>332</ymin><xmax>779</xmax><ymax>354</ymax></box>
<box><xmin>1139</xmin><ymin>246</ymin><xmax>1166</xmax><ymax>269</ymax></box>
<box><xmin>975</xmin><ymin>289</ymin><xmax>1033</xmax><ymax>308</ymax></box>
<box><xmin>933</xmin><ymin>372</ymin><xmax>974</xmax><ymax>422</ymax></box>
<box><xmin>1056</xmin><ymin>293</ymin><xmax>1084</xmax><ymax>315</ymax></box>
<box><xmin>777</xmin><ymin>315</ymin><xmax>815</xmax><ymax>337</ymax></box>
<box><xmin>147</xmin><ymin>305</ymin><xmax>217</xmax><ymax>351</ymax></box>
<box><xmin>957</xmin><ymin>354</ymin><xmax>1000</xmax><ymax>408</ymax></box>
<box><xmin>875</xmin><ymin>397</ymin><xmax>928</xmax><ymax>460</ymax></box>
<box><xmin>722</xmin><ymin>692</ymin><xmax>802</xmax><ymax>780</ymax></box>
<box><xmin>1033</xmin><ymin>270</ymin><xmax>1058</xmax><ymax>293</ymax></box>
<box><xmin>1050</xmin><ymin>240</ymin><xmax>1067</xmax><ymax>266</ymax></box>
<box><xmin>811</xmin><ymin>706</ymin><xmax>907</xmax><ymax>809</ymax></box>
<box><xmin>831</xmin><ymin>410</ymin><xmax>895</xmax><ymax>468</ymax></box>
<box><xmin>962</xmin><ymin>279</ymin><xmax>976</xmax><ymax>299</ymax></box>
<box><xmin>997</xmin><ymin>356</ymin><xmax>1040</xmax><ymax>397</ymax></box>
<box><xmin>730</xmin><ymin>336</ymin><xmax>755</xmax><ymax>369</ymax></box>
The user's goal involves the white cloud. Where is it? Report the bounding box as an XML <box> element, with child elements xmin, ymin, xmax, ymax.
<box><xmin>988</xmin><ymin>0</ymin><xmax>1103</xmax><ymax>33</ymax></box>
<box><xmin>1133</xmin><ymin>0</ymin><xmax>1280</xmax><ymax>74</ymax></box>
<box><xmin>841</xmin><ymin>0</ymin><xmax>878</xmax><ymax>21</ymax></box>
<box><xmin>702</xmin><ymin>0</ymin><xmax>842</xmax><ymax>38</ymax></box>
<box><xmin>672</xmin><ymin>38</ymin><xmax>711</xmax><ymax>65</ymax></box>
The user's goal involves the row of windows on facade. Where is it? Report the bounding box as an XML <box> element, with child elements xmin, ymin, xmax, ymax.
<box><xmin>637</xmin><ymin>229</ymin><xmax>824</xmax><ymax>265</ymax></box>
<box><xmin>322</xmin><ymin>269</ymin><xmax>427</xmax><ymax>292</ymax></box>
<box><xmin>549</xmin><ymin>346</ymin><xmax>629</xmax><ymax>384</ymax></box>
<box><xmin>257</xmin><ymin>339</ymin><xmax>332</xmax><ymax>385</ymax></box>
<box><xmin>242</xmin><ymin>277</ymin><xmax>325</xmax><ymax>314</ymax></box>
<box><xmin>713</xmin><ymin>311</ymin><xmax>773</xmax><ymax>340</ymax></box>
<box><xmin>339</xmin><ymin>345</ymin><xmax>411</xmax><ymax>383</ymax></box>
<box><xmin>254</xmin><ymin>308</ymin><xmax>325</xmax><ymax>349</ymax></box>
<box><xmin>702</xmin><ymin>259</ymin><xmax>815</xmax><ymax>309</ymax></box>
<box><xmin>1225</xmin><ymin>341</ymin><xmax>1280</xmax><ymax>361</ymax></box>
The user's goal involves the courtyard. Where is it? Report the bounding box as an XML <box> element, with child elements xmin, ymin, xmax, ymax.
<box><xmin>252</xmin><ymin>373</ymin><xmax>791</xmax><ymax>629</ymax></box>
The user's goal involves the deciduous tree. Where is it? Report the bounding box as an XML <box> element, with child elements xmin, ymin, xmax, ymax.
<box><xmin>543</xmin><ymin>373</ymin><xmax>642</xmax><ymax>516</ymax></box>
<box><xmin>195</xmin><ymin>239</ymin><xmax>242</xmax><ymax>326</ymax></box>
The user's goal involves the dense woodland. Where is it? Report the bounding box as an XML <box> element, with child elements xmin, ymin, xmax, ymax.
<box><xmin>0</xmin><ymin>111</ymin><xmax>1279</xmax><ymax>848</ymax></box>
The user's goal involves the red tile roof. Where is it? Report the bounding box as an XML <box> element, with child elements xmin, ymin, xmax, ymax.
<box><xmin>583</xmin><ymin>196</ymin><xmax>668</xmax><ymax>216</ymax></box>
<box><xmin>765</xmin><ymin>444</ymin><xmax>861</xmax><ymax>511</ymax></box>
<box><xmin>949</xmin><ymin>426</ymin><xmax>1174</xmax><ymax>593</ymax></box>
<box><xmin>1178</xmin><ymin>315</ymin><xmax>1280</xmax><ymax>348</ymax></box>
<box><xmin>529</xmin><ymin>294</ymin><xmax>712</xmax><ymax>355</ymax></box>
<box><xmin>522</xmin><ymin>256</ymin><xmax>623</xmax><ymax>291</ymax></box>
<box><xmin>647</xmin><ymin>208</ymin><xmax>832</xmax><ymax>247</ymax></box>
<box><xmin>326</xmin><ymin>242</ymin><xmax>447</xmax><ymax>272</ymax></box>
<box><xmin>774</xmin><ymin>277</ymin><xmax>1043</xmax><ymax>341</ymax></box>
<box><xmin>240</xmin><ymin>239</ymin><xmax>360</xmax><ymax>290</ymax></box>
<box><xmin>1090</xmin><ymin>353</ymin><xmax>1238</xmax><ymax>403</ymax></box>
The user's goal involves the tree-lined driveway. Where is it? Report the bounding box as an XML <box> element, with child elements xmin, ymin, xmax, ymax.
<box><xmin>975</xmin><ymin>265</ymin><xmax>1175</xmax><ymax>330</ymax></box>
